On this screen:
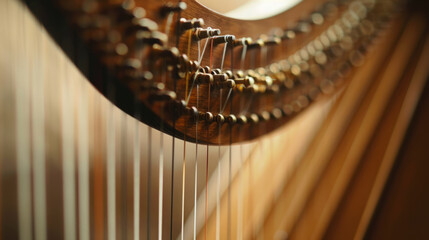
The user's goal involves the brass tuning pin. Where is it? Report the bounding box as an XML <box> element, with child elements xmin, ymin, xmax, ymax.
<box><xmin>193</xmin><ymin>73</ymin><xmax>213</xmax><ymax>85</ymax></box>
<box><xmin>147</xmin><ymin>91</ymin><xmax>177</xmax><ymax>102</ymax></box>
<box><xmin>194</xmin><ymin>28</ymin><xmax>221</xmax><ymax>40</ymax></box>
<box><xmin>160</xmin><ymin>2</ymin><xmax>187</xmax><ymax>16</ymax></box>
<box><xmin>282</xmin><ymin>29</ymin><xmax>296</xmax><ymax>40</ymax></box>
<box><xmin>135</xmin><ymin>30</ymin><xmax>168</xmax><ymax>46</ymax></box>
<box><xmin>259</xmin><ymin>34</ymin><xmax>281</xmax><ymax>46</ymax></box>
<box><xmin>294</xmin><ymin>21</ymin><xmax>312</xmax><ymax>34</ymax></box>
<box><xmin>203</xmin><ymin>112</ymin><xmax>214</xmax><ymax>123</ymax></box>
<box><xmin>125</xmin><ymin>18</ymin><xmax>158</xmax><ymax>36</ymax></box>
<box><xmin>248</xmin><ymin>39</ymin><xmax>265</xmax><ymax>49</ymax></box>
<box><xmin>227</xmin><ymin>114</ymin><xmax>237</xmax><ymax>125</ymax></box>
<box><xmin>212</xmin><ymin>35</ymin><xmax>236</xmax><ymax>45</ymax></box>
<box><xmin>233</xmin><ymin>37</ymin><xmax>252</xmax><ymax>47</ymax></box>
<box><xmin>150</xmin><ymin>44</ymin><xmax>180</xmax><ymax>64</ymax></box>
<box><xmin>233</xmin><ymin>76</ymin><xmax>255</xmax><ymax>87</ymax></box>
<box><xmin>237</xmin><ymin>115</ymin><xmax>247</xmax><ymax>124</ymax></box>
<box><xmin>180</xmin><ymin>18</ymin><xmax>205</xmax><ymax>31</ymax></box>
<box><xmin>263</xmin><ymin>36</ymin><xmax>281</xmax><ymax>46</ymax></box>
<box><xmin>215</xmin><ymin>114</ymin><xmax>225</xmax><ymax>124</ymax></box>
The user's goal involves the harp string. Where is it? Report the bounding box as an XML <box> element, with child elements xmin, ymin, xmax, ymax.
<box><xmin>205</xmin><ymin>38</ymin><xmax>214</xmax><ymax>240</ymax></box>
<box><xmin>106</xmin><ymin>61</ymin><xmax>116</xmax><ymax>240</ymax></box>
<box><xmin>237</xmin><ymin>42</ymin><xmax>249</xmax><ymax>240</ymax></box>
<box><xmin>134</xmin><ymin>20</ymin><xmax>146</xmax><ymax>240</ymax></box>
<box><xmin>147</xmin><ymin>127</ymin><xmax>152</xmax><ymax>240</ymax></box>
<box><xmin>133</xmin><ymin>102</ymin><xmax>141</xmax><ymax>240</ymax></box>
<box><xmin>77</xmin><ymin>46</ymin><xmax>90</xmax><ymax>240</ymax></box>
<box><xmin>257</xmin><ymin>45</ymin><xmax>269</xmax><ymax>239</ymax></box>
<box><xmin>215</xmin><ymin>96</ymin><xmax>221</xmax><ymax>240</ymax></box>
<box><xmin>31</xmin><ymin>19</ymin><xmax>48</xmax><ymax>240</ymax></box>
<box><xmin>181</xmin><ymin>127</ymin><xmax>186</xmax><ymax>240</ymax></box>
<box><xmin>185</xmin><ymin>30</ymin><xmax>192</xmax><ymax>104</ymax></box>
<box><xmin>170</xmin><ymin>10</ymin><xmax>183</xmax><ymax>238</ymax></box>
<box><xmin>227</xmin><ymin>44</ymin><xmax>234</xmax><ymax>240</ymax></box>
<box><xmin>158</xmin><ymin>66</ymin><xmax>167</xmax><ymax>240</ymax></box>
<box><xmin>181</xmin><ymin>28</ymin><xmax>194</xmax><ymax>239</ymax></box>
<box><xmin>186</xmin><ymin>38</ymin><xmax>211</xmax><ymax>105</ymax></box>
<box><xmin>193</xmin><ymin>84</ymin><xmax>200</xmax><ymax>240</ymax></box>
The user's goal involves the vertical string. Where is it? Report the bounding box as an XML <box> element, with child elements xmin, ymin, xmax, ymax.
<box><xmin>181</xmin><ymin>29</ymin><xmax>193</xmax><ymax>240</ymax></box>
<box><xmin>216</xmin><ymin>39</ymin><xmax>230</xmax><ymax>240</ymax></box>
<box><xmin>170</xmin><ymin>10</ymin><xmax>182</xmax><ymax>237</ymax></box>
<box><xmin>205</xmin><ymin>39</ymin><xmax>213</xmax><ymax>240</ymax></box>
<box><xmin>237</xmin><ymin>42</ymin><xmax>247</xmax><ymax>240</ymax></box>
<box><xmin>215</xmin><ymin>89</ymin><xmax>222</xmax><ymax>240</ymax></box>
<box><xmin>240</xmin><ymin>40</ymin><xmax>247</xmax><ymax>70</ymax></box>
<box><xmin>237</xmin><ymin>145</ymin><xmax>243</xmax><ymax>240</ymax></box>
<box><xmin>193</xmin><ymin>85</ymin><xmax>200</xmax><ymax>240</ymax></box>
<box><xmin>78</xmin><ymin>67</ymin><xmax>89</xmax><ymax>240</ymax></box>
<box><xmin>32</xmin><ymin>21</ymin><xmax>47</xmax><ymax>240</ymax></box>
<box><xmin>133</xmin><ymin>116</ymin><xmax>140</xmax><ymax>240</ymax></box>
<box><xmin>185</xmin><ymin>30</ymin><xmax>192</xmax><ymax>102</ymax></box>
<box><xmin>220</xmin><ymin>43</ymin><xmax>228</xmax><ymax>71</ymax></box>
<box><xmin>158</xmin><ymin>129</ymin><xmax>164</xmax><ymax>240</ymax></box>
<box><xmin>106</xmin><ymin>82</ymin><xmax>116</xmax><ymax>240</ymax></box>
<box><xmin>63</xmin><ymin>51</ymin><xmax>77</xmax><ymax>240</ymax></box>
<box><xmin>227</xmin><ymin>44</ymin><xmax>234</xmax><ymax>240</ymax></box>
<box><xmin>181</xmin><ymin>130</ymin><xmax>186</xmax><ymax>240</ymax></box>
<box><xmin>147</xmin><ymin>127</ymin><xmax>152</xmax><ymax>240</ymax></box>
<box><xmin>170</xmin><ymin>107</ymin><xmax>176</xmax><ymax>240</ymax></box>
<box><xmin>16</xmin><ymin>5</ymin><xmax>32</xmax><ymax>239</ymax></box>
<box><xmin>158</xmin><ymin>69</ymin><xmax>167</xmax><ymax>240</ymax></box>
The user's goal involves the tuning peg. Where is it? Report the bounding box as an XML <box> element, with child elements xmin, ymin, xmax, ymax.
<box><xmin>249</xmin><ymin>114</ymin><xmax>259</xmax><ymax>124</ymax></box>
<box><xmin>219</xmin><ymin>79</ymin><xmax>235</xmax><ymax>89</ymax></box>
<box><xmin>193</xmin><ymin>73</ymin><xmax>214</xmax><ymax>84</ymax></box>
<box><xmin>212</xmin><ymin>35</ymin><xmax>236</xmax><ymax>45</ymax></box>
<box><xmin>247</xmin><ymin>39</ymin><xmax>264</xmax><ymax>49</ymax></box>
<box><xmin>203</xmin><ymin>112</ymin><xmax>214</xmax><ymax>123</ymax></box>
<box><xmin>160</xmin><ymin>2</ymin><xmax>187</xmax><ymax>16</ymax></box>
<box><xmin>124</xmin><ymin>71</ymin><xmax>153</xmax><ymax>83</ymax></box>
<box><xmin>226</xmin><ymin>114</ymin><xmax>237</xmax><ymax>125</ymax></box>
<box><xmin>233</xmin><ymin>76</ymin><xmax>255</xmax><ymax>87</ymax></box>
<box><xmin>180</xmin><ymin>18</ymin><xmax>205</xmax><ymax>31</ymax></box>
<box><xmin>188</xmin><ymin>106</ymin><xmax>199</xmax><ymax>121</ymax></box>
<box><xmin>135</xmin><ymin>30</ymin><xmax>168</xmax><ymax>46</ymax></box>
<box><xmin>215</xmin><ymin>114</ymin><xmax>225</xmax><ymax>124</ymax></box>
<box><xmin>125</xmin><ymin>18</ymin><xmax>158</xmax><ymax>36</ymax></box>
<box><xmin>260</xmin><ymin>34</ymin><xmax>281</xmax><ymax>46</ymax></box>
<box><xmin>211</xmin><ymin>68</ymin><xmax>222</xmax><ymax>75</ymax></box>
<box><xmin>282</xmin><ymin>29</ymin><xmax>296</xmax><ymax>40</ymax></box>
<box><xmin>237</xmin><ymin>115</ymin><xmax>247</xmax><ymax>124</ymax></box>
<box><xmin>258</xmin><ymin>111</ymin><xmax>270</xmax><ymax>122</ymax></box>
<box><xmin>233</xmin><ymin>37</ymin><xmax>252</xmax><ymax>47</ymax></box>
<box><xmin>120</xmin><ymin>58</ymin><xmax>141</xmax><ymax>70</ymax></box>
<box><xmin>194</xmin><ymin>28</ymin><xmax>221</xmax><ymax>40</ymax></box>
<box><xmin>294</xmin><ymin>21</ymin><xmax>312</xmax><ymax>34</ymax></box>
<box><xmin>141</xmin><ymin>82</ymin><xmax>165</xmax><ymax>91</ymax></box>
<box><xmin>213</xmin><ymin>73</ymin><xmax>227</xmax><ymax>82</ymax></box>
<box><xmin>147</xmin><ymin>91</ymin><xmax>177</xmax><ymax>102</ymax></box>
<box><xmin>150</xmin><ymin>45</ymin><xmax>180</xmax><ymax>63</ymax></box>
<box><xmin>271</xmin><ymin>108</ymin><xmax>283</xmax><ymax>119</ymax></box>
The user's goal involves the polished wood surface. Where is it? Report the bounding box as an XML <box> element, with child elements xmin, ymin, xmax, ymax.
<box><xmin>1</xmin><ymin>0</ymin><xmax>429</xmax><ymax>240</ymax></box>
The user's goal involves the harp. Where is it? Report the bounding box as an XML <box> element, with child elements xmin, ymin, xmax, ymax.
<box><xmin>0</xmin><ymin>0</ymin><xmax>428</xmax><ymax>239</ymax></box>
